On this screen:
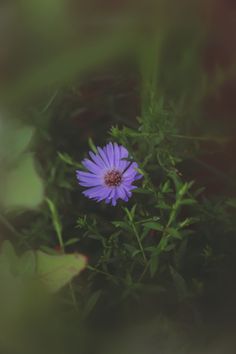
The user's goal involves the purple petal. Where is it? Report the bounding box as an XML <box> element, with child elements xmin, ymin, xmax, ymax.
<box><xmin>116</xmin><ymin>186</ymin><xmax>127</xmax><ymax>201</ymax></box>
<box><xmin>107</xmin><ymin>188</ymin><xmax>115</xmax><ymax>200</ymax></box>
<box><xmin>83</xmin><ymin>186</ymin><xmax>110</xmax><ymax>200</ymax></box>
<box><xmin>89</xmin><ymin>151</ymin><xmax>107</xmax><ymax>169</ymax></box>
<box><xmin>119</xmin><ymin>146</ymin><xmax>129</xmax><ymax>159</ymax></box>
<box><xmin>82</xmin><ymin>158</ymin><xmax>102</xmax><ymax>175</ymax></box>
<box><xmin>134</xmin><ymin>173</ymin><xmax>143</xmax><ymax>180</ymax></box>
<box><xmin>119</xmin><ymin>159</ymin><xmax>130</xmax><ymax>173</ymax></box>
<box><xmin>96</xmin><ymin>188</ymin><xmax>112</xmax><ymax>202</ymax></box>
<box><xmin>76</xmin><ymin>171</ymin><xmax>102</xmax><ymax>187</ymax></box>
<box><xmin>108</xmin><ymin>188</ymin><xmax>117</xmax><ymax>206</ymax></box>
<box><xmin>123</xmin><ymin>162</ymin><xmax>138</xmax><ymax>178</ymax></box>
<box><xmin>111</xmin><ymin>198</ymin><xmax>117</xmax><ymax>206</ymax></box>
<box><xmin>113</xmin><ymin>143</ymin><xmax>120</xmax><ymax>168</ymax></box>
<box><xmin>97</xmin><ymin>147</ymin><xmax>110</xmax><ymax>167</ymax></box>
<box><xmin>76</xmin><ymin>170</ymin><xmax>100</xmax><ymax>179</ymax></box>
<box><xmin>123</xmin><ymin>185</ymin><xmax>132</xmax><ymax>197</ymax></box>
<box><xmin>78</xmin><ymin>177</ymin><xmax>101</xmax><ymax>187</ymax></box>
<box><xmin>105</xmin><ymin>143</ymin><xmax>114</xmax><ymax>167</ymax></box>
<box><xmin>124</xmin><ymin>185</ymin><xmax>137</xmax><ymax>193</ymax></box>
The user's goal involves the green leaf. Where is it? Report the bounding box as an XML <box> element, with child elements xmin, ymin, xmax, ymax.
<box><xmin>3</xmin><ymin>154</ymin><xmax>44</xmax><ymax>209</ymax></box>
<box><xmin>130</xmin><ymin>204</ymin><xmax>137</xmax><ymax>219</ymax></box>
<box><xmin>170</xmin><ymin>266</ymin><xmax>188</xmax><ymax>301</ymax></box>
<box><xmin>167</xmin><ymin>228</ymin><xmax>182</xmax><ymax>239</ymax></box>
<box><xmin>10</xmin><ymin>126</ymin><xmax>34</xmax><ymax>160</ymax></box>
<box><xmin>143</xmin><ymin>222</ymin><xmax>163</xmax><ymax>231</ymax></box>
<box><xmin>46</xmin><ymin>198</ymin><xmax>63</xmax><ymax>247</ymax></box>
<box><xmin>179</xmin><ymin>199</ymin><xmax>196</xmax><ymax>206</ymax></box>
<box><xmin>58</xmin><ymin>152</ymin><xmax>80</xmax><ymax>167</ymax></box>
<box><xmin>36</xmin><ymin>251</ymin><xmax>87</xmax><ymax>292</ymax></box>
<box><xmin>155</xmin><ymin>201</ymin><xmax>171</xmax><ymax>210</ymax></box>
<box><xmin>124</xmin><ymin>207</ymin><xmax>133</xmax><ymax>222</ymax></box>
<box><xmin>1</xmin><ymin>241</ymin><xmax>36</xmax><ymax>277</ymax></box>
<box><xmin>1</xmin><ymin>240</ymin><xmax>17</xmax><ymax>264</ymax></box>
<box><xmin>64</xmin><ymin>238</ymin><xmax>80</xmax><ymax>247</ymax></box>
<box><xmin>0</xmin><ymin>122</ymin><xmax>34</xmax><ymax>162</ymax></box>
<box><xmin>226</xmin><ymin>198</ymin><xmax>236</xmax><ymax>208</ymax></box>
<box><xmin>161</xmin><ymin>180</ymin><xmax>172</xmax><ymax>193</ymax></box>
<box><xmin>83</xmin><ymin>290</ymin><xmax>102</xmax><ymax>318</ymax></box>
<box><xmin>0</xmin><ymin>257</ymin><xmax>10</xmax><ymax>281</ymax></box>
<box><xmin>112</xmin><ymin>221</ymin><xmax>131</xmax><ymax>232</ymax></box>
<box><xmin>18</xmin><ymin>251</ymin><xmax>36</xmax><ymax>277</ymax></box>
<box><xmin>179</xmin><ymin>217</ymin><xmax>198</xmax><ymax>228</ymax></box>
<box><xmin>178</xmin><ymin>181</ymin><xmax>194</xmax><ymax>197</ymax></box>
<box><xmin>0</xmin><ymin>240</ymin><xmax>20</xmax><ymax>276</ymax></box>
<box><xmin>150</xmin><ymin>255</ymin><xmax>159</xmax><ymax>278</ymax></box>
<box><xmin>174</xmin><ymin>238</ymin><xmax>188</xmax><ymax>269</ymax></box>
<box><xmin>88</xmin><ymin>138</ymin><xmax>97</xmax><ymax>153</ymax></box>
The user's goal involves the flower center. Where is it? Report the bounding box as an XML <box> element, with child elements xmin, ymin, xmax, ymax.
<box><xmin>104</xmin><ymin>169</ymin><xmax>122</xmax><ymax>187</ymax></box>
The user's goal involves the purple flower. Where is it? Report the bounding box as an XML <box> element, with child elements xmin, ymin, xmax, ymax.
<box><xmin>76</xmin><ymin>142</ymin><xmax>142</xmax><ymax>206</ymax></box>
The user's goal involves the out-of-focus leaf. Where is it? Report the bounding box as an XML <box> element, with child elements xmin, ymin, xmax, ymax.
<box><xmin>21</xmin><ymin>0</ymin><xmax>66</xmax><ymax>30</ymax></box>
<box><xmin>1</xmin><ymin>240</ymin><xmax>17</xmax><ymax>262</ymax></box>
<box><xmin>170</xmin><ymin>266</ymin><xmax>188</xmax><ymax>301</ymax></box>
<box><xmin>226</xmin><ymin>198</ymin><xmax>236</xmax><ymax>208</ymax></box>
<box><xmin>2</xmin><ymin>28</ymin><xmax>137</xmax><ymax>104</ymax></box>
<box><xmin>150</xmin><ymin>255</ymin><xmax>159</xmax><ymax>278</ymax></box>
<box><xmin>3</xmin><ymin>154</ymin><xmax>44</xmax><ymax>209</ymax></box>
<box><xmin>36</xmin><ymin>251</ymin><xmax>87</xmax><ymax>292</ymax></box>
<box><xmin>0</xmin><ymin>240</ymin><xmax>18</xmax><ymax>273</ymax></box>
<box><xmin>83</xmin><ymin>290</ymin><xmax>102</xmax><ymax>318</ymax></box>
<box><xmin>0</xmin><ymin>121</ymin><xmax>34</xmax><ymax>162</ymax></box>
<box><xmin>7</xmin><ymin>126</ymin><xmax>34</xmax><ymax>160</ymax></box>
<box><xmin>18</xmin><ymin>250</ymin><xmax>36</xmax><ymax>277</ymax></box>
<box><xmin>1</xmin><ymin>241</ymin><xmax>35</xmax><ymax>277</ymax></box>
<box><xmin>0</xmin><ymin>251</ymin><xmax>11</xmax><ymax>279</ymax></box>
<box><xmin>58</xmin><ymin>152</ymin><xmax>78</xmax><ymax>167</ymax></box>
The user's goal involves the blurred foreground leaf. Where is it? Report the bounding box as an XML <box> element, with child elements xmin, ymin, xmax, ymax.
<box><xmin>2</xmin><ymin>154</ymin><xmax>44</xmax><ymax>210</ymax></box>
<box><xmin>0</xmin><ymin>240</ymin><xmax>87</xmax><ymax>293</ymax></box>
<box><xmin>0</xmin><ymin>120</ymin><xmax>44</xmax><ymax>210</ymax></box>
<box><xmin>0</xmin><ymin>240</ymin><xmax>87</xmax><ymax>353</ymax></box>
<box><xmin>36</xmin><ymin>251</ymin><xmax>87</xmax><ymax>293</ymax></box>
<box><xmin>170</xmin><ymin>265</ymin><xmax>189</xmax><ymax>301</ymax></box>
<box><xmin>0</xmin><ymin>120</ymin><xmax>34</xmax><ymax>163</ymax></box>
<box><xmin>2</xmin><ymin>27</ymin><xmax>137</xmax><ymax>104</ymax></box>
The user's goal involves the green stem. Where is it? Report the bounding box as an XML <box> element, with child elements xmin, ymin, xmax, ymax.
<box><xmin>69</xmin><ymin>283</ymin><xmax>79</xmax><ymax>311</ymax></box>
<box><xmin>87</xmin><ymin>265</ymin><xmax>119</xmax><ymax>282</ymax></box>
<box><xmin>40</xmin><ymin>89</ymin><xmax>59</xmax><ymax>113</ymax></box>
<box><xmin>171</xmin><ymin>133</ymin><xmax>229</xmax><ymax>143</ymax></box>
<box><xmin>138</xmin><ymin>261</ymin><xmax>150</xmax><ymax>281</ymax></box>
<box><xmin>131</xmin><ymin>223</ymin><xmax>147</xmax><ymax>264</ymax></box>
<box><xmin>57</xmin><ymin>231</ymin><xmax>64</xmax><ymax>252</ymax></box>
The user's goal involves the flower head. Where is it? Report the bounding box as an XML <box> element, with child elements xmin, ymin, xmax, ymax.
<box><xmin>76</xmin><ymin>142</ymin><xmax>142</xmax><ymax>206</ymax></box>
